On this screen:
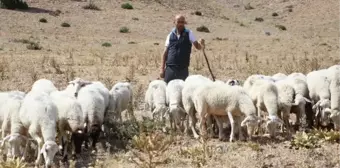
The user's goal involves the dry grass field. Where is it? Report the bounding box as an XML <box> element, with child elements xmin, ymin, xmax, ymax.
<box><xmin>0</xmin><ymin>0</ymin><xmax>339</xmax><ymax>167</ymax></box>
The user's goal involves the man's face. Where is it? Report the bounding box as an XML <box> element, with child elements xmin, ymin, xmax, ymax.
<box><xmin>175</xmin><ymin>16</ymin><xmax>185</xmax><ymax>31</ymax></box>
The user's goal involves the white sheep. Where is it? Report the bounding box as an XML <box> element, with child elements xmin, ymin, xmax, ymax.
<box><xmin>50</xmin><ymin>90</ymin><xmax>85</xmax><ymax>161</ymax></box>
<box><xmin>165</xmin><ymin>79</ymin><xmax>186</xmax><ymax>132</ymax></box>
<box><xmin>329</xmin><ymin>66</ymin><xmax>340</xmax><ymax>130</ymax></box>
<box><xmin>108</xmin><ymin>82</ymin><xmax>133</xmax><ymax>122</ymax></box>
<box><xmin>144</xmin><ymin>80</ymin><xmax>168</xmax><ymax>122</ymax></box>
<box><xmin>243</xmin><ymin>74</ymin><xmax>275</xmax><ymax>93</ymax></box>
<box><xmin>31</xmin><ymin>78</ymin><xmax>58</xmax><ymax>94</ymax></box>
<box><xmin>193</xmin><ymin>83</ymin><xmax>260</xmax><ymax>142</ymax></box>
<box><xmin>75</xmin><ymin>83</ymin><xmax>107</xmax><ymax>151</ymax></box>
<box><xmin>306</xmin><ymin>70</ymin><xmax>331</xmax><ymax>127</ymax></box>
<box><xmin>245</xmin><ymin>79</ymin><xmax>283</xmax><ymax>138</ymax></box>
<box><xmin>287</xmin><ymin>72</ymin><xmax>307</xmax><ymax>82</ymax></box>
<box><xmin>182</xmin><ymin>75</ymin><xmax>212</xmax><ymax>137</ymax></box>
<box><xmin>274</xmin><ymin>80</ymin><xmax>296</xmax><ymax>135</ymax></box>
<box><xmin>284</xmin><ymin>77</ymin><xmax>312</xmax><ymax>129</ymax></box>
<box><xmin>4</xmin><ymin>91</ymin><xmax>59</xmax><ymax>168</ymax></box>
<box><xmin>226</xmin><ymin>79</ymin><xmax>241</xmax><ymax>86</ymax></box>
<box><xmin>272</xmin><ymin>73</ymin><xmax>287</xmax><ymax>82</ymax></box>
<box><xmin>0</xmin><ymin>91</ymin><xmax>25</xmax><ymax>159</ymax></box>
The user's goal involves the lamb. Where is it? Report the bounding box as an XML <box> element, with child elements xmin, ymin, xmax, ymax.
<box><xmin>245</xmin><ymin>79</ymin><xmax>283</xmax><ymax>138</ymax></box>
<box><xmin>31</xmin><ymin>78</ymin><xmax>58</xmax><ymax>94</ymax></box>
<box><xmin>284</xmin><ymin>77</ymin><xmax>312</xmax><ymax>129</ymax></box>
<box><xmin>306</xmin><ymin>70</ymin><xmax>332</xmax><ymax>128</ymax></box>
<box><xmin>274</xmin><ymin>80</ymin><xmax>296</xmax><ymax>135</ymax></box>
<box><xmin>144</xmin><ymin>80</ymin><xmax>168</xmax><ymax>122</ymax></box>
<box><xmin>272</xmin><ymin>73</ymin><xmax>287</xmax><ymax>82</ymax></box>
<box><xmin>288</xmin><ymin>72</ymin><xmax>307</xmax><ymax>82</ymax></box>
<box><xmin>328</xmin><ymin>66</ymin><xmax>340</xmax><ymax>130</ymax></box>
<box><xmin>165</xmin><ymin>79</ymin><xmax>186</xmax><ymax>132</ymax></box>
<box><xmin>243</xmin><ymin>74</ymin><xmax>275</xmax><ymax>92</ymax></box>
<box><xmin>193</xmin><ymin>83</ymin><xmax>260</xmax><ymax>142</ymax></box>
<box><xmin>182</xmin><ymin>75</ymin><xmax>212</xmax><ymax>137</ymax></box>
<box><xmin>50</xmin><ymin>90</ymin><xmax>85</xmax><ymax>161</ymax></box>
<box><xmin>75</xmin><ymin>83</ymin><xmax>107</xmax><ymax>151</ymax></box>
<box><xmin>108</xmin><ymin>82</ymin><xmax>133</xmax><ymax>122</ymax></box>
<box><xmin>0</xmin><ymin>91</ymin><xmax>25</xmax><ymax>159</ymax></box>
<box><xmin>3</xmin><ymin>91</ymin><xmax>59</xmax><ymax>168</ymax></box>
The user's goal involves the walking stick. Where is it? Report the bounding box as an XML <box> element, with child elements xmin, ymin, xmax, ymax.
<box><xmin>202</xmin><ymin>44</ymin><xmax>216</xmax><ymax>81</ymax></box>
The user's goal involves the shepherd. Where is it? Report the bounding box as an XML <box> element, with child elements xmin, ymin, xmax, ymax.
<box><xmin>160</xmin><ymin>14</ymin><xmax>205</xmax><ymax>83</ymax></box>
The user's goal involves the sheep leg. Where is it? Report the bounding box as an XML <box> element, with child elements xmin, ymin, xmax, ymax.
<box><xmin>62</xmin><ymin>135</ymin><xmax>69</xmax><ymax>162</ymax></box>
<box><xmin>34</xmin><ymin>137</ymin><xmax>43</xmax><ymax>168</ymax></box>
<box><xmin>214</xmin><ymin>116</ymin><xmax>226</xmax><ymax>141</ymax></box>
<box><xmin>21</xmin><ymin>139</ymin><xmax>31</xmax><ymax>162</ymax></box>
<box><xmin>206</xmin><ymin>114</ymin><xmax>214</xmax><ymax>138</ymax></box>
<box><xmin>283</xmin><ymin>108</ymin><xmax>291</xmax><ymax>138</ymax></box>
<box><xmin>190</xmin><ymin>108</ymin><xmax>200</xmax><ymax>139</ymax></box>
<box><xmin>228</xmin><ymin>111</ymin><xmax>235</xmax><ymax>142</ymax></box>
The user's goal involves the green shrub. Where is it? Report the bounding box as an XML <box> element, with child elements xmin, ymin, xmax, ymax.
<box><xmin>120</xmin><ymin>26</ymin><xmax>129</xmax><ymax>33</ymax></box>
<box><xmin>61</xmin><ymin>22</ymin><xmax>71</xmax><ymax>27</ymax></box>
<box><xmin>196</xmin><ymin>25</ymin><xmax>210</xmax><ymax>33</ymax></box>
<box><xmin>0</xmin><ymin>0</ymin><xmax>28</xmax><ymax>10</ymax></box>
<box><xmin>39</xmin><ymin>18</ymin><xmax>47</xmax><ymax>23</ymax></box>
<box><xmin>121</xmin><ymin>3</ymin><xmax>133</xmax><ymax>9</ymax></box>
<box><xmin>102</xmin><ymin>42</ymin><xmax>112</xmax><ymax>47</ymax></box>
<box><xmin>83</xmin><ymin>2</ymin><xmax>100</xmax><ymax>10</ymax></box>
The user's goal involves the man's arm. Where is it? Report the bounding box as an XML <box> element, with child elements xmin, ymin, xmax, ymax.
<box><xmin>189</xmin><ymin>30</ymin><xmax>204</xmax><ymax>50</ymax></box>
<box><xmin>160</xmin><ymin>47</ymin><xmax>168</xmax><ymax>72</ymax></box>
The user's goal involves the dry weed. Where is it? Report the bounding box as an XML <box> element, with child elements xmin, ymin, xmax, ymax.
<box><xmin>131</xmin><ymin>131</ymin><xmax>173</xmax><ymax>168</ymax></box>
<box><xmin>0</xmin><ymin>158</ymin><xmax>27</xmax><ymax>168</ymax></box>
<box><xmin>178</xmin><ymin>137</ymin><xmax>213</xmax><ymax>167</ymax></box>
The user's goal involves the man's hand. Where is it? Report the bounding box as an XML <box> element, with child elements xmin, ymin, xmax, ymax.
<box><xmin>159</xmin><ymin>68</ymin><xmax>165</xmax><ymax>78</ymax></box>
<box><xmin>199</xmin><ymin>38</ymin><xmax>205</xmax><ymax>49</ymax></box>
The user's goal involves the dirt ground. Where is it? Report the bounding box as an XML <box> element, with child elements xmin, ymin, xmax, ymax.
<box><xmin>0</xmin><ymin>0</ymin><xmax>339</xmax><ymax>167</ymax></box>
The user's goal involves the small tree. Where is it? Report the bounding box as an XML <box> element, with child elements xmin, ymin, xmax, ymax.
<box><xmin>0</xmin><ymin>0</ymin><xmax>29</xmax><ymax>10</ymax></box>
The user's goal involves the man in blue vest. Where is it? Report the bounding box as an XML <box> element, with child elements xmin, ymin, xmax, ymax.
<box><xmin>160</xmin><ymin>14</ymin><xmax>205</xmax><ymax>83</ymax></box>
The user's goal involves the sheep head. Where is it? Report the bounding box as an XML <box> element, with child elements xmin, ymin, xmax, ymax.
<box><xmin>226</xmin><ymin>79</ymin><xmax>241</xmax><ymax>86</ymax></box>
<box><xmin>313</xmin><ymin>99</ymin><xmax>331</xmax><ymax>126</ymax></box>
<box><xmin>265</xmin><ymin>115</ymin><xmax>283</xmax><ymax>138</ymax></box>
<box><xmin>41</xmin><ymin>141</ymin><xmax>59</xmax><ymax>168</ymax></box>
<box><xmin>67</xmin><ymin>77</ymin><xmax>93</xmax><ymax>97</ymax></box>
<box><xmin>241</xmin><ymin>115</ymin><xmax>261</xmax><ymax>138</ymax></box>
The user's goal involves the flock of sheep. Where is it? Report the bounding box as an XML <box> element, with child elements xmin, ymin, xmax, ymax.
<box><xmin>0</xmin><ymin>78</ymin><xmax>133</xmax><ymax>168</ymax></box>
<box><xmin>0</xmin><ymin>64</ymin><xmax>339</xmax><ymax>168</ymax></box>
<box><xmin>145</xmin><ymin>64</ymin><xmax>340</xmax><ymax>142</ymax></box>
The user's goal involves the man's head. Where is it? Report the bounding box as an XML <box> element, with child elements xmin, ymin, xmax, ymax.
<box><xmin>174</xmin><ymin>14</ymin><xmax>187</xmax><ymax>32</ymax></box>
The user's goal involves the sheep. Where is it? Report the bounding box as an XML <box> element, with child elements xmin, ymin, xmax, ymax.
<box><xmin>306</xmin><ymin>70</ymin><xmax>332</xmax><ymax>128</ymax></box>
<box><xmin>50</xmin><ymin>90</ymin><xmax>85</xmax><ymax>161</ymax></box>
<box><xmin>66</xmin><ymin>78</ymin><xmax>110</xmax><ymax>150</ymax></box>
<box><xmin>182</xmin><ymin>75</ymin><xmax>212</xmax><ymax>138</ymax></box>
<box><xmin>31</xmin><ymin>78</ymin><xmax>58</xmax><ymax>94</ymax></box>
<box><xmin>245</xmin><ymin>79</ymin><xmax>283</xmax><ymax>138</ymax></box>
<box><xmin>144</xmin><ymin>80</ymin><xmax>168</xmax><ymax>122</ymax></box>
<box><xmin>274</xmin><ymin>80</ymin><xmax>296</xmax><ymax>136</ymax></box>
<box><xmin>165</xmin><ymin>79</ymin><xmax>186</xmax><ymax>132</ymax></box>
<box><xmin>193</xmin><ymin>83</ymin><xmax>260</xmax><ymax>142</ymax></box>
<box><xmin>243</xmin><ymin>74</ymin><xmax>275</xmax><ymax>93</ymax></box>
<box><xmin>3</xmin><ymin>91</ymin><xmax>59</xmax><ymax>168</ymax></box>
<box><xmin>226</xmin><ymin>79</ymin><xmax>241</xmax><ymax>86</ymax></box>
<box><xmin>288</xmin><ymin>72</ymin><xmax>307</xmax><ymax>82</ymax></box>
<box><xmin>108</xmin><ymin>82</ymin><xmax>133</xmax><ymax>122</ymax></box>
<box><xmin>0</xmin><ymin>91</ymin><xmax>25</xmax><ymax>160</ymax></box>
<box><xmin>329</xmin><ymin>66</ymin><xmax>340</xmax><ymax>130</ymax></box>
<box><xmin>284</xmin><ymin>77</ymin><xmax>312</xmax><ymax>130</ymax></box>
<box><xmin>272</xmin><ymin>73</ymin><xmax>287</xmax><ymax>82</ymax></box>
<box><xmin>75</xmin><ymin>83</ymin><xmax>107</xmax><ymax>151</ymax></box>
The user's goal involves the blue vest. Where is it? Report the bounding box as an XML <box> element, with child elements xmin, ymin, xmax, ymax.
<box><xmin>166</xmin><ymin>28</ymin><xmax>192</xmax><ymax>68</ymax></box>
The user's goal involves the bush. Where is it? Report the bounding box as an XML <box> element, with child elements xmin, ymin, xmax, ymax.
<box><xmin>83</xmin><ymin>2</ymin><xmax>100</xmax><ymax>10</ymax></box>
<box><xmin>102</xmin><ymin>42</ymin><xmax>112</xmax><ymax>47</ymax></box>
<box><xmin>120</xmin><ymin>26</ymin><xmax>129</xmax><ymax>33</ymax></box>
<box><xmin>27</xmin><ymin>42</ymin><xmax>42</xmax><ymax>50</ymax></box>
<box><xmin>272</xmin><ymin>12</ymin><xmax>278</xmax><ymax>17</ymax></box>
<box><xmin>39</xmin><ymin>18</ymin><xmax>47</xmax><ymax>23</ymax></box>
<box><xmin>196</xmin><ymin>26</ymin><xmax>210</xmax><ymax>33</ymax></box>
<box><xmin>254</xmin><ymin>17</ymin><xmax>264</xmax><ymax>22</ymax></box>
<box><xmin>0</xmin><ymin>0</ymin><xmax>28</xmax><ymax>10</ymax></box>
<box><xmin>121</xmin><ymin>3</ymin><xmax>133</xmax><ymax>9</ymax></box>
<box><xmin>275</xmin><ymin>25</ymin><xmax>287</xmax><ymax>31</ymax></box>
<box><xmin>61</xmin><ymin>22</ymin><xmax>70</xmax><ymax>27</ymax></box>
